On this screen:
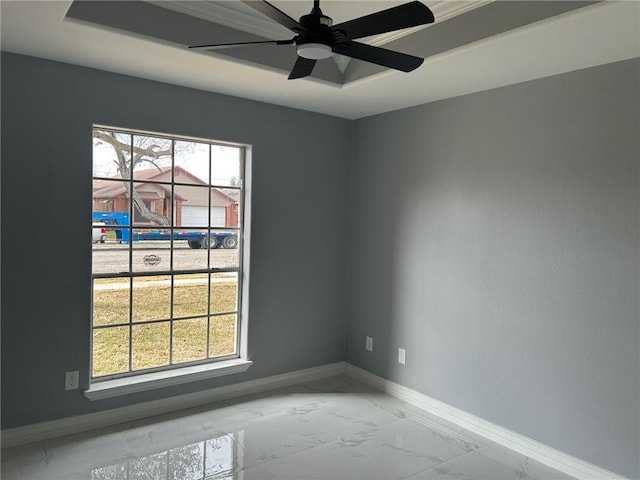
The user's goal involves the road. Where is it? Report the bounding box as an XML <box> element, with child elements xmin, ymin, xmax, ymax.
<box><xmin>92</xmin><ymin>242</ymin><xmax>239</xmax><ymax>274</ymax></box>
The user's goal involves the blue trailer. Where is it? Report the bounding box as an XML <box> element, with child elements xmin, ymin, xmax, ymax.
<box><xmin>92</xmin><ymin>212</ymin><xmax>238</xmax><ymax>249</ymax></box>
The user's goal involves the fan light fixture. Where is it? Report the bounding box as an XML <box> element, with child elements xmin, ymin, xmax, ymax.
<box><xmin>297</xmin><ymin>43</ymin><xmax>332</xmax><ymax>60</ymax></box>
<box><xmin>188</xmin><ymin>1</ymin><xmax>435</xmax><ymax>80</ymax></box>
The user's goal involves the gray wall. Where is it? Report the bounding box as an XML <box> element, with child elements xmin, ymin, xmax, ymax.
<box><xmin>1</xmin><ymin>53</ymin><xmax>351</xmax><ymax>428</ymax></box>
<box><xmin>347</xmin><ymin>58</ymin><xmax>639</xmax><ymax>479</ymax></box>
<box><xmin>2</xmin><ymin>51</ymin><xmax>639</xmax><ymax>479</ymax></box>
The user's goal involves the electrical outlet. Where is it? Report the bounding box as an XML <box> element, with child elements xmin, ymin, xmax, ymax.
<box><xmin>398</xmin><ymin>348</ymin><xmax>406</xmax><ymax>365</ymax></box>
<box><xmin>366</xmin><ymin>336</ymin><xmax>373</xmax><ymax>352</ymax></box>
<box><xmin>65</xmin><ymin>370</ymin><xmax>79</xmax><ymax>391</ymax></box>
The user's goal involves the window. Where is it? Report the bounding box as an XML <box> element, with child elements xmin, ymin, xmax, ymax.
<box><xmin>91</xmin><ymin>126</ymin><xmax>247</xmax><ymax>382</ymax></box>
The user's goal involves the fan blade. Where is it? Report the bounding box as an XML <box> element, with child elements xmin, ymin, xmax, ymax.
<box><xmin>189</xmin><ymin>39</ymin><xmax>294</xmax><ymax>50</ymax></box>
<box><xmin>288</xmin><ymin>57</ymin><xmax>317</xmax><ymax>79</ymax></box>
<box><xmin>242</xmin><ymin>1</ymin><xmax>303</xmax><ymax>32</ymax></box>
<box><xmin>331</xmin><ymin>1</ymin><xmax>434</xmax><ymax>40</ymax></box>
<box><xmin>333</xmin><ymin>41</ymin><xmax>423</xmax><ymax>72</ymax></box>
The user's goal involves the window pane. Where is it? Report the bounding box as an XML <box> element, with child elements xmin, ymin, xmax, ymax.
<box><xmin>175</xmin><ymin>185</ymin><xmax>214</xmax><ymax>228</ymax></box>
<box><xmin>93</xmin><ymin>130</ymin><xmax>130</xmax><ymax>179</ymax></box>
<box><xmin>171</xmin><ymin>186</ymin><xmax>239</xmax><ymax>230</ymax></box>
<box><xmin>131</xmin><ymin>182</ymin><xmax>172</xmax><ymax>227</ymax></box>
<box><xmin>132</xmin><ymin>277</ymin><xmax>170</xmax><ymax>322</ymax></box>
<box><xmin>212</xmin><ymin>188</ymin><xmax>236</xmax><ymax>229</ymax></box>
<box><xmin>132</xmin><ymin>233</ymin><xmax>171</xmax><ymax>273</ymax></box>
<box><xmin>93</xmin><ymin>180</ymin><xmax>130</xmax><ymax>219</ymax></box>
<box><xmin>217</xmin><ymin>187</ymin><xmax>240</xmax><ymax>228</ymax></box>
<box><xmin>172</xmin><ymin>318</ymin><xmax>207</xmax><ymax>363</ymax></box>
<box><xmin>131</xmin><ymin>135</ymin><xmax>172</xmax><ymax>182</ymax></box>
<box><xmin>93</xmin><ymin>279</ymin><xmax>130</xmax><ymax>326</ymax></box>
<box><xmin>175</xmin><ymin>141</ymin><xmax>210</xmax><ymax>185</ymax></box>
<box><xmin>132</xmin><ymin>322</ymin><xmax>170</xmax><ymax>370</ymax></box>
<box><xmin>173</xmin><ymin>276</ymin><xmax>208</xmax><ymax>318</ymax></box>
<box><xmin>210</xmin><ymin>273</ymin><xmax>238</xmax><ymax>314</ymax></box>
<box><xmin>209</xmin><ymin>314</ymin><xmax>237</xmax><ymax>358</ymax></box>
<box><xmin>93</xmin><ymin>326</ymin><xmax>129</xmax><ymax>377</ymax></box>
<box><xmin>212</xmin><ymin>145</ymin><xmax>240</xmax><ymax>187</ymax></box>
<box><xmin>92</xmin><ymin>245</ymin><xmax>130</xmax><ymax>275</ymax></box>
<box><xmin>93</xmin><ymin>209</ymin><xmax>131</xmax><ymax>244</ymax></box>
<box><xmin>173</xmin><ymin>229</ymin><xmax>210</xmax><ymax>271</ymax></box>
<box><xmin>209</xmin><ymin>231</ymin><xmax>240</xmax><ymax>269</ymax></box>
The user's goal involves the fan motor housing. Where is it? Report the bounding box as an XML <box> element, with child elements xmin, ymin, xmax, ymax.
<box><xmin>300</xmin><ymin>13</ymin><xmax>333</xmax><ymax>30</ymax></box>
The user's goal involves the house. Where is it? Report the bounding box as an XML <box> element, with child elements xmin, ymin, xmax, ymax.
<box><xmin>1</xmin><ymin>1</ymin><xmax>638</xmax><ymax>479</ymax></box>
<box><xmin>92</xmin><ymin>166</ymin><xmax>239</xmax><ymax>228</ymax></box>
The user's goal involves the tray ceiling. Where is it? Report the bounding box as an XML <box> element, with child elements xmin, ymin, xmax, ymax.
<box><xmin>2</xmin><ymin>1</ymin><xmax>639</xmax><ymax>118</ymax></box>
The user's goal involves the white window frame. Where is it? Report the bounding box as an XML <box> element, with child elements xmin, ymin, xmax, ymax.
<box><xmin>86</xmin><ymin>126</ymin><xmax>252</xmax><ymax>400</ymax></box>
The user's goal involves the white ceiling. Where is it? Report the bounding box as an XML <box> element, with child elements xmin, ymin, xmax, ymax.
<box><xmin>1</xmin><ymin>1</ymin><xmax>639</xmax><ymax>119</ymax></box>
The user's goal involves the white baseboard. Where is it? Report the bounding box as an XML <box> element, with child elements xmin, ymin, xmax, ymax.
<box><xmin>1</xmin><ymin>361</ymin><xmax>346</xmax><ymax>448</ymax></box>
<box><xmin>1</xmin><ymin>360</ymin><xmax>628</xmax><ymax>480</ymax></box>
<box><xmin>344</xmin><ymin>363</ymin><xmax>628</xmax><ymax>480</ymax></box>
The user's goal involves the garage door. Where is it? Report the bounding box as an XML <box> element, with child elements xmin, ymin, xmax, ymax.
<box><xmin>181</xmin><ymin>206</ymin><xmax>226</xmax><ymax>227</ymax></box>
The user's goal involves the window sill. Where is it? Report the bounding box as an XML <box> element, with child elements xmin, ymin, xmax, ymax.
<box><xmin>84</xmin><ymin>359</ymin><xmax>253</xmax><ymax>401</ymax></box>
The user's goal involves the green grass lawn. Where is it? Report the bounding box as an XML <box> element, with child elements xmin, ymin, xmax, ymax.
<box><xmin>92</xmin><ymin>282</ymin><xmax>237</xmax><ymax>377</ymax></box>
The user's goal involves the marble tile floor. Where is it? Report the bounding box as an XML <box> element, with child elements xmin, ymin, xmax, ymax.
<box><xmin>1</xmin><ymin>375</ymin><xmax>576</xmax><ymax>480</ymax></box>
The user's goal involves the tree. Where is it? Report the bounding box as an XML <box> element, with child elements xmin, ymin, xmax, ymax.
<box><xmin>94</xmin><ymin>130</ymin><xmax>171</xmax><ymax>226</ymax></box>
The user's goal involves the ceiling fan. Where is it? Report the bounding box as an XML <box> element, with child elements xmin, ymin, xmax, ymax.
<box><xmin>188</xmin><ymin>0</ymin><xmax>435</xmax><ymax>80</ymax></box>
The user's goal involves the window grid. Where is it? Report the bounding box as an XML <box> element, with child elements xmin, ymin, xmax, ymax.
<box><xmin>91</xmin><ymin>126</ymin><xmax>244</xmax><ymax>381</ymax></box>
